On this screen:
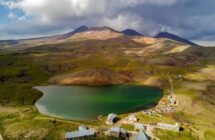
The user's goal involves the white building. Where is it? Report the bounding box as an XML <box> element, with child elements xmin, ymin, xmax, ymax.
<box><xmin>106</xmin><ymin>113</ymin><xmax>117</xmax><ymax>125</ymax></box>
<box><xmin>157</xmin><ymin>123</ymin><xmax>180</xmax><ymax>131</ymax></box>
<box><xmin>78</xmin><ymin>125</ymin><xmax>87</xmax><ymax>131</ymax></box>
<box><xmin>65</xmin><ymin>126</ymin><xmax>95</xmax><ymax>140</ymax></box>
<box><xmin>107</xmin><ymin>127</ymin><xmax>128</xmax><ymax>138</ymax></box>
<box><xmin>128</xmin><ymin>115</ymin><xmax>138</xmax><ymax>122</ymax></box>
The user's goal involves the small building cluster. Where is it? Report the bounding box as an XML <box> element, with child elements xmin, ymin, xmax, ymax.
<box><xmin>168</xmin><ymin>95</ymin><xmax>177</xmax><ymax>105</ymax></box>
<box><xmin>157</xmin><ymin>104</ymin><xmax>175</xmax><ymax>112</ymax></box>
<box><xmin>64</xmin><ymin>112</ymin><xmax>180</xmax><ymax>140</ymax></box>
<box><xmin>106</xmin><ymin>127</ymin><xmax>129</xmax><ymax>139</ymax></box>
<box><xmin>142</xmin><ymin>110</ymin><xmax>156</xmax><ymax>116</ymax></box>
<box><xmin>65</xmin><ymin>126</ymin><xmax>95</xmax><ymax>140</ymax></box>
<box><xmin>105</xmin><ymin>126</ymin><xmax>150</xmax><ymax>140</ymax></box>
<box><xmin>156</xmin><ymin>95</ymin><xmax>177</xmax><ymax>113</ymax></box>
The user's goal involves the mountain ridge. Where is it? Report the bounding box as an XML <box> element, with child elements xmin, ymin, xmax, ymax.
<box><xmin>155</xmin><ymin>32</ymin><xmax>197</xmax><ymax>46</ymax></box>
<box><xmin>0</xmin><ymin>26</ymin><xmax>197</xmax><ymax>46</ymax></box>
<box><xmin>121</xmin><ymin>29</ymin><xmax>143</xmax><ymax>36</ymax></box>
<box><xmin>63</xmin><ymin>26</ymin><xmax>89</xmax><ymax>36</ymax></box>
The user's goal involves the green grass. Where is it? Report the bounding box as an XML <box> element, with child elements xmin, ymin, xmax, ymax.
<box><xmin>0</xmin><ymin>106</ymin><xmax>79</xmax><ymax>140</ymax></box>
<box><xmin>136</xmin><ymin>114</ymin><xmax>174</xmax><ymax>125</ymax></box>
<box><xmin>205</xmin><ymin>129</ymin><xmax>215</xmax><ymax>140</ymax></box>
<box><xmin>121</xmin><ymin>124</ymin><xmax>134</xmax><ymax>131</ymax></box>
<box><xmin>153</xmin><ymin>128</ymin><xmax>197</xmax><ymax>140</ymax></box>
<box><xmin>0</xmin><ymin>39</ymin><xmax>214</xmax><ymax>139</ymax></box>
<box><xmin>0</xmin><ymin>84</ymin><xmax>42</xmax><ymax>106</ymax></box>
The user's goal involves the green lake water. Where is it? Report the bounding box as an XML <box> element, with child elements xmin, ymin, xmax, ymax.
<box><xmin>34</xmin><ymin>85</ymin><xmax>163</xmax><ymax>120</ymax></box>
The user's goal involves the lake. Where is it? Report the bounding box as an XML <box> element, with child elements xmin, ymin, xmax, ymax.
<box><xmin>34</xmin><ymin>85</ymin><xmax>163</xmax><ymax>120</ymax></box>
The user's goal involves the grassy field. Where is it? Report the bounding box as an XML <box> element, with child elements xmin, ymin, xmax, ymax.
<box><xmin>121</xmin><ymin>124</ymin><xmax>135</xmax><ymax>131</ymax></box>
<box><xmin>204</xmin><ymin>129</ymin><xmax>215</xmax><ymax>140</ymax></box>
<box><xmin>0</xmin><ymin>38</ymin><xmax>214</xmax><ymax>139</ymax></box>
<box><xmin>0</xmin><ymin>84</ymin><xmax>42</xmax><ymax>106</ymax></box>
<box><xmin>153</xmin><ymin>128</ymin><xmax>197</xmax><ymax>140</ymax></box>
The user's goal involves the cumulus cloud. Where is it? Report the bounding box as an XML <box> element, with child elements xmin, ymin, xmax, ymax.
<box><xmin>100</xmin><ymin>12</ymin><xmax>143</xmax><ymax>31</ymax></box>
<box><xmin>8</xmin><ymin>12</ymin><xmax>17</xmax><ymax>19</ymax></box>
<box><xmin>6</xmin><ymin>0</ymin><xmax>105</xmax><ymax>24</ymax></box>
<box><xmin>18</xmin><ymin>16</ymin><xmax>26</xmax><ymax>21</ymax></box>
<box><xmin>4</xmin><ymin>0</ymin><xmax>182</xmax><ymax>24</ymax></box>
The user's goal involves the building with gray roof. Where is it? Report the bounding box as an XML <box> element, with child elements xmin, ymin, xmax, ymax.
<box><xmin>135</xmin><ymin>131</ymin><xmax>149</xmax><ymax>140</ymax></box>
<box><xmin>107</xmin><ymin>127</ymin><xmax>128</xmax><ymax>138</ymax></box>
<box><xmin>157</xmin><ymin>123</ymin><xmax>180</xmax><ymax>131</ymax></box>
<box><xmin>65</xmin><ymin>127</ymin><xmax>95</xmax><ymax>140</ymax></box>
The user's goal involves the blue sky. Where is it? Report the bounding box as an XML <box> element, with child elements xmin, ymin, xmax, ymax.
<box><xmin>0</xmin><ymin>0</ymin><xmax>215</xmax><ymax>46</ymax></box>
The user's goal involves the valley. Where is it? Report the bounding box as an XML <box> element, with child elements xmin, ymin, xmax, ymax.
<box><xmin>0</xmin><ymin>26</ymin><xmax>215</xmax><ymax>140</ymax></box>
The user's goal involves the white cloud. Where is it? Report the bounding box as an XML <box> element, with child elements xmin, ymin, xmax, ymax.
<box><xmin>7</xmin><ymin>12</ymin><xmax>26</xmax><ymax>21</ymax></box>
<box><xmin>6</xmin><ymin>0</ymin><xmax>106</xmax><ymax>24</ymax></box>
<box><xmin>8</xmin><ymin>12</ymin><xmax>17</xmax><ymax>19</ymax></box>
<box><xmin>192</xmin><ymin>40</ymin><xmax>215</xmax><ymax>47</ymax></box>
<box><xmin>143</xmin><ymin>0</ymin><xmax>182</xmax><ymax>6</ymax></box>
<box><xmin>1</xmin><ymin>0</ymin><xmax>214</xmax><ymax>43</ymax></box>
<box><xmin>5</xmin><ymin>0</ymin><xmax>182</xmax><ymax>24</ymax></box>
<box><xmin>18</xmin><ymin>16</ymin><xmax>26</xmax><ymax>21</ymax></box>
<box><xmin>100</xmin><ymin>13</ymin><xmax>143</xmax><ymax>31</ymax></box>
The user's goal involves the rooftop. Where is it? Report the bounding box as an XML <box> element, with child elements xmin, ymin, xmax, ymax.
<box><xmin>134</xmin><ymin>123</ymin><xmax>145</xmax><ymax>130</ymax></box>
<box><xmin>157</xmin><ymin>123</ymin><xmax>179</xmax><ymax>128</ymax></box>
<box><xmin>135</xmin><ymin>131</ymin><xmax>149</xmax><ymax>140</ymax></box>
<box><xmin>106</xmin><ymin>113</ymin><xmax>117</xmax><ymax>124</ymax></box>
<box><xmin>78</xmin><ymin>125</ymin><xmax>87</xmax><ymax>131</ymax></box>
<box><xmin>65</xmin><ymin>129</ymin><xmax>95</xmax><ymax>139</ymax></box>
<box><xmin>109</xmin><ymin>127</ymin><xmax>127</xmax><ymax>134</ymax></box>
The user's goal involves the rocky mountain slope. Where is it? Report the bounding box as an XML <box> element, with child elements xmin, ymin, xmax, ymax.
<box><xmin>0</xmin><ymin>26</ymin><xmax>214</xmax><ymax>86</ymax></box>
<box><xmin>50</xmin><ymin>68</ymin><xmax>132</xmax><ymax>85</ymax></box>
<box><xmin>121</xmin><ymin>29</ymin><xmax>143</xmax><ymax>36</ymax></box>
<box><xmin>155</xmin><ymin>32</ymin><xmax>197</xmax><ymax>46</ymax></box>
<box><xmin>1</xmin><ymin>26</ymin><xmax>197</xmax><ymax>51</ymax></box>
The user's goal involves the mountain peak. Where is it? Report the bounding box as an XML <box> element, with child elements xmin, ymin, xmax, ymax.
<box><xmin>155</xmin><ymin>32</ymin><xmax>196</xmax><ymax>46</ymax></box>
<box><xmin>70</xmin><ymin>26</ymin><xmax>123</xmax><ymax>40</ymax></box>
<box><xmin>89</xmin><ymin>26</ymin><xmax>119</xmax><ymax>33</ymax></box>
<box><xmin>64</xmin><ymin>26</ymin><xmax>88</xmax><ymax>36</ymax></box>
<box><xmin>74</xmin><ymin>25</ymin><xmax>88</xmax><ymax>32</ymax></box>
<box><xmin>121</xmin><ymin>29</ymin><xmax>142</xmax><ymax>36</ymax></box>
<box><xmin>65</xmin><ymin>26</ymin><xmax>144</xmax><ymax>38</ymax></box>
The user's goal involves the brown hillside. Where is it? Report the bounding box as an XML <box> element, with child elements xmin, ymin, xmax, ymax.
<box><xmin>50</xmin><ymin>68</ymin><xmax>132</xmax><ymax>85</ymax></box>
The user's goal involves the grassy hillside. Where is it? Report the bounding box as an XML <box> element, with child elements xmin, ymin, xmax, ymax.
<box><xmin>0</xmin><ymin>35</ymin><xmax>215</xmax><ymax>139</ymax></box>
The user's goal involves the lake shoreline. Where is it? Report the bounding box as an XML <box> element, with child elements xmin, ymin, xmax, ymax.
<box><xmin>33</xmin><ymin>84</ymin><xmax>163</xmax><ymax>121</ymax></box>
